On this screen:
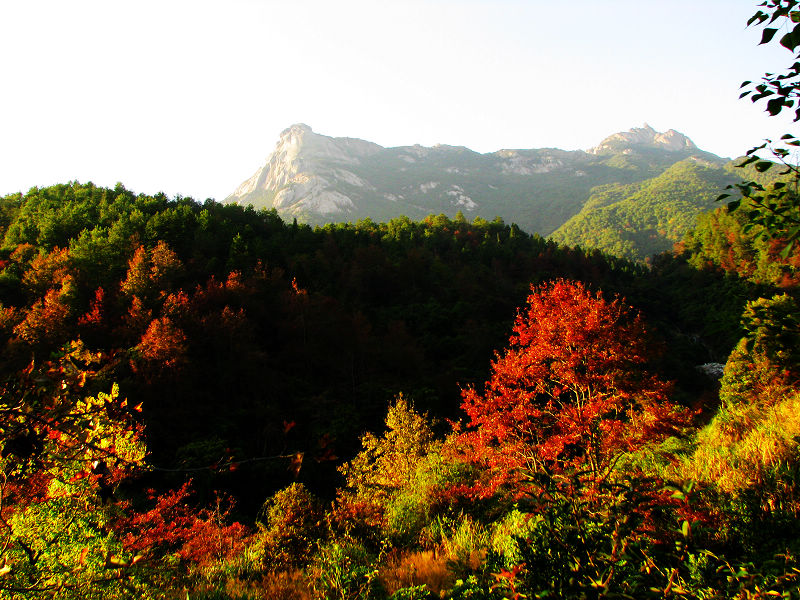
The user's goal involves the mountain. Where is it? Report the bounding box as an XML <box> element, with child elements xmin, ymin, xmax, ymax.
<box><xmin>587</xmin><ymin>123</ymin><xmax>697</xmax><ymax>154</ymax></box>
<box><xmin>549</xmin><ymin>158</ymin><xmax>738</xmax><ymax>261</ymax></box>
<box><xmin>225</xmin><ymin>123</ymin><xmax>737</xmax><ymax>260</ymax></box>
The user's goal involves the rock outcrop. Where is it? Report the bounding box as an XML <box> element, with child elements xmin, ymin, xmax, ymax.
<box><xmin>226</xmin><ymin>124</ymin><xmax>382</xmax><ymax>216</ymax></box>
<box><xmin>224</xmin><ymin>123</ymin><xmax>723</xmax><ymax>250</ymax></box>
<box><xmin>588</xmin><ymin>124</ymin><xmax>697</xmax><ymax>155</ymax></box>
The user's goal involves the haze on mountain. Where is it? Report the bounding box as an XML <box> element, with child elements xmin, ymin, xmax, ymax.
<box><xmin>225</xmin><ymin>123</ymin><xmax>744</xmax><ymax>261</ymax></box>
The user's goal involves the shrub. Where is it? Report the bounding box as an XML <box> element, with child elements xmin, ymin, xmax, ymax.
<box><xmin>387</xmin><ymin>584</ymin><xmax>436</xmax><ymax>599</ymax></box>
<box><xmin>385</xmin><ymin>449</ymin><xmax>477</xmax><ymax>547</ymax></box>
<box><xmin>255</xmin><ymin>483</ymin><xmax>325</xmax><ymax>569</ymax></box>
<box><xmin>490</xmin><ymin>509</ymin><xmax>536</xmax><ymax>567</ymax></box>
<box><xmin>309</xmin><ymin>539</ymin><xmax>384</xmax><ymax>600</ymax></box>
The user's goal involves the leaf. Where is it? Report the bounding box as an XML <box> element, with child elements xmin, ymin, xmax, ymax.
<box><xmin>760</xmin><ymin>27</ymin><xmax>779</xmax><ymax>45</ymax></box>
<box><xmin>751</xmin><ymin>90</ymin><xmax>775</xmax><ymax>102</ymax></box>
<box><xmin>767</xmin><ymin>97</ymin><xmax>785</xmax><ymax>115</ymax></box>
<box><xmin>755</xmin><ymin>161</ymin><xmax>775</xmax><ymax>172</ymax></box>
<box><xmin>780</xmin><ymin>29</ymin><xmax>800</xmax><ymax>51</ymax></box>
<box><xmin>747</xmin><ymin>11</ymin><xmax>767</xmax><ymax>27</ymax></box>
<box><xmin>770</xmin><ymin>6</ymin><xmax>791</xmax><ymax>24</ymax></box>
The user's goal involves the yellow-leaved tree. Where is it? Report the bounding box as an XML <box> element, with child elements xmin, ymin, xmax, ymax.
<box><xmin>339</xmin><ymin>394</ymin><xmax>438</xmax><ymax>508</ymax></box>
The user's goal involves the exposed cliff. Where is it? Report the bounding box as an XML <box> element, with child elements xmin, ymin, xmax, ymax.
<box><xmin>225</xmin><ymin>124</ymin><xmax>734</xmax><ymax>258</ymax></box>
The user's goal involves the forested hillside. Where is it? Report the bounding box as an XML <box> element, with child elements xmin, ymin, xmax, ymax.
<box><xmin>0</xmin><ymin>182</ymin><xmax>737</xmax><ymax>495</ymax></box>
<box><xmin>1</xmin><ymin>172</ymin><xmax>799</xmax><ymax>598</ymax></box>
<box><xmin>549</xmin><ymin>157</ymin><xmax>793</xmax><ymax>262</ymax></box>
<box><xmin>551</xmin><ymin>158</ymin><xmax>736</xmax><ymax>260</ymax></box>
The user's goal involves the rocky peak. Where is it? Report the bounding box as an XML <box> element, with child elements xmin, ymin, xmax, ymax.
<box><xmin>273</xmin><ymin>123</ymin><xmax>383</xmax><ymax>166</ymax></box>
<box><xmin>224</xmin><ymin>123</ymin><xmax>719</xmax><ymax>236</ymax></box>
<box><xmin>225</xmin><ymin>125</ymin><xmax>383</xmax><ymax>214</ymax></box>
<box><xmin>588</xmin><ymin>124</ymin><xmax>696</xmax><ymax>154</ymax></box>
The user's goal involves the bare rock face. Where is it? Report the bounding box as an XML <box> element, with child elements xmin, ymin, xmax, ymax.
<box><xmin>224</xmin><ymin>123</ymin><xmax>722</xmax><ymax>243</ymax></box>
<box><xmin>225</xmin><ymin>124</ymin><xmax>382</xmax><ymax>217</ymax></box>
<box><xmin>588</xmin><ymin>124</ymin><xmax>696</xmax><ymax>155</ymax></box>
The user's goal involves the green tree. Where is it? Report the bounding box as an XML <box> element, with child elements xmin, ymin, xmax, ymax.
<box><xmin>721</xmin><ymin>0</ymin><xmax>800</xmax><ymax>255</ymax></box>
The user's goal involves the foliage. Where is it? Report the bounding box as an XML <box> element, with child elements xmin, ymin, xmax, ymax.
<box><xmin>460</xmin><ymin>279</ymin><xmax>686</xmax><ymax>497</ymax></box>
<box><xmin>2</xmin><ymin>182</ymin><xmax>683</xmax><ymax>512</ymax></box>
<box><xmin>553</xmin><ymin>158</ymin><xmax>739</xmax><ymax>262</ymax></box>
<box><xmin>387</xmin><ymin>585</ymin><xmax>435</xmax><ymax>600</ymax></box>
<box><xmin>740</xmin><ymin>292</ymin><xmax>800</xmax><ymax>370</ymax></box>
<box><xmin>489</xmin><ymin>509</ymin><xmax>538</xmax><ymax>567</ymax></box>
<box><xmin>685</xmin><ymin>294</ymin><xmax>800</xmax><ymax>505</ymax></box>
<box><xmin>384</xmin><ymin>450</ymin><xmax>476</xmax><ymax>547</ymax></box>
<box><xmin>680</xmin><ymin>200</ymin><xmax>800</xmax><ymax>288</ymax></box>
<box><xmin>444</xmin><ymin>576</ymin><xmax>501</xmax><ymax>600</ymax></box>
<box><xmin>719</xmin><ymin>0</ymin><xmax>800</xmax><ymax>256</ymax></box>
<box><xmin>340</xmin><ymin>395</ymin><xmax>438</xmax><ymax>509</ymax></box>
<box><xmin>3</xmin><ymin>174</ymin><xmax>795</xmax><ymax>598</ymax></box>
<box><xmin>484</xmin><ymin>490</ymin><xmax>652</xmax><ymax>598</ymax></box>
<box><xmin>0</xmin><ymin>344</ymin><xmax>145</xmax><ymax>599</ymax></box>
<box><xmin>0</xmin><ymin>342</ymin><xmax>246</xmax><ymax>599</ymax></box>
<box><xmin>254</xmin><ymin>483</ymin><xmax>325</xmax><ymax>570</ymax></box>
<box><xmin>309</xmin><ymin>539</ymin><xmax>384</xmax><ymax>600</ymax></box>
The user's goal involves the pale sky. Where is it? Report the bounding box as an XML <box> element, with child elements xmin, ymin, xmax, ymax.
<box><xmin>1</xmin><ymin>0</ymin><xmax>797</xmax><ymax>202</ymax></box>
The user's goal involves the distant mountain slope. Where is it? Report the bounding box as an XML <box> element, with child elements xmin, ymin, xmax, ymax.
<box><xmin>225</xmin><ymin>123</ymin><xmax>731</xmax><ymax>258</ymax></box>
<box><xmin>550</xmin><ymin>158</ymin><xmax>739</xmax><ymax>261</ymax></box>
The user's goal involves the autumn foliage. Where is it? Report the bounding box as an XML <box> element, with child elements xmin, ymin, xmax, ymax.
<box><xmin>0</xmin><ymin>344</ymin><xmax>247</xmax><ymax>599</ymax></box>
<box><xmin>1</xmin><ymin>181</ymin><xmax>798</xmax><ymax>597</ymax></box>
<box><xmin>460</xmin><ymin>279</ymin><xmax>686</xmax><ymax>496</ymax></box>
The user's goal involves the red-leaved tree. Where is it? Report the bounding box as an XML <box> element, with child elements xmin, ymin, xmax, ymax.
<box><xmin>460</xmin><ymin>279</ymin><xmax>686</xmax><ymax>497</ymax></box>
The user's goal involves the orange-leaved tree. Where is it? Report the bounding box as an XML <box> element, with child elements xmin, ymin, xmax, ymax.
<box><xmin>460</xmin><ymin>279</ymin><xmax>685</xmax><ymax>497</ymax></box>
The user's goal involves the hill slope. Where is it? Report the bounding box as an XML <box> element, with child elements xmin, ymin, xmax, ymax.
<box><xmin>224</xmin><ymin>124</ymin><xmax>731</xmax><ymax>257</ymax></box>
<box><xmin>550</xmin><ymin>158</ymin><xmax>739</xmax><ymax>261</ymax></box>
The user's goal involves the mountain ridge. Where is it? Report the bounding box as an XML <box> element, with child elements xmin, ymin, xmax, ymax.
<box><xmin>225</xmin><ymin>124</ymin><xmax>736</xmax><ymax>260</ymax></box>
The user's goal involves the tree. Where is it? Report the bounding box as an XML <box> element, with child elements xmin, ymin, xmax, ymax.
<box><xmin>339</xmin><ymin>394</ymin><xmax>437</xmax><ymax>507</ymax></box>
<box><xmin>12</xmin><ymin>279</ymin><xmax>75</xmax><ymax>348</ymax></box>
<box><xmin>131</xmin><ymin>316</ymin><xmax>188</xmax><ymax>378</ymax></box>
<box><xmin>120</xmin><ymin>241</ymin><xmax>183</xmax><ymax>306</ymax></box>
<box><xmin>720</xmin><ymin>0</ymin><xmax>800</xmax><ymax>255</ymax></box>
<box><xmin>0</xmin><ymin>342</ymin><xmax>246</xmax><ymax>599</ymax></box>
<box><xmin>460</xmin><ymin>279</ymin><xmax>684</xmax><ymax>497</ymax></box>
<box><xmin>254</xmin><ymin>483</ymin><xmax>324</xmax><ymax>569</ymax></box>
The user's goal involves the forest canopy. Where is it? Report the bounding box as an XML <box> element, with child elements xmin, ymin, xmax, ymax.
<box><xmin>0</xmin><ymin>175</ymin><xmax>797</xmax><ymax>597</ymax></box>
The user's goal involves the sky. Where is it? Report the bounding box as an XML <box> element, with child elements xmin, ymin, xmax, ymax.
<box><xmin>1</xmin><ymin>0</ymin><xmax>797</xmax><ymax>202</ymax></box>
